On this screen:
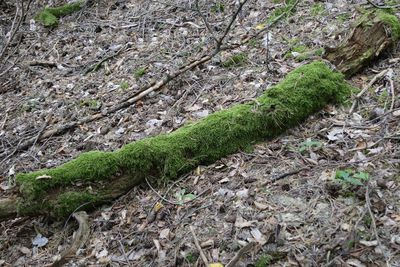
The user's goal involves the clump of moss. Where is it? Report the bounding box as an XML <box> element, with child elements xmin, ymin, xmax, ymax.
<box><xmin>134</xmin><ymin>67</ymin><xmax>147</xmax><ymax>79</ymax></box>
<box><xmin>221</xmin><ymin>52</ymin><xmax>248</xmax><ymax>68</ymax></box>
<box><xmin>311</xmin><ymin>3</ymin><xmax>327</xmax><ymax>17</ymax></box>
<box><xmin>16</xmin><ymin>61</ymin><xmax>354</xmax><ymax>219</ymax></box>
<box><xmin>376</xmin><ymin>10</ymin><xmax>400</xmax><ymax>40</ymax></box>
<box><xmin>266</xmin><ymin>0</ymin><xmax>297</xmax><ymax>23</ymax></box>
<box><xmin>35</xmin><ymin>1</ymin><xmax>84</xmax><ymax>27</ymax></box>
<box><xmin>255</xmin><ymin>254</ymin><xmax>273</xmax><ymax>267</ymax></box>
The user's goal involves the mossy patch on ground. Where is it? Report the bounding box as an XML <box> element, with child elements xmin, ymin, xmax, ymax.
<box><xmin>35</xmin><ymin>1</ymin><xmax>84</xmax><ymax>27</ymax></box>
<box><xmin>15</xmin><ymin>61</ymin><xmax>354</xmax><ymax>219</ymax></box>
<box><xmin>221</xmin><ymin>53</ymin><xmax>248</xmax><ymax>68</ymax></box>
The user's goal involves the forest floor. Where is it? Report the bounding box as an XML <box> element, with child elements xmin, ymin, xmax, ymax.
<box><xmin>0</xmin><ymin>0</ymin><xmax>399</xmax><ymax>266</ymax></box>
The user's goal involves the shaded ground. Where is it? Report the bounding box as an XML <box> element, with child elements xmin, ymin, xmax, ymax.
<box><xmin>1</xmin><ymin>0</ymin><xmax>400</xmax><ymax>266</ymax></box>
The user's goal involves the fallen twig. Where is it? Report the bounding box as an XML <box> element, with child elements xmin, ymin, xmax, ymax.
<box><xmin>189</xmin><ymin>225</ymin><xmax>209</xmax><ymax>266</ymax></box>
<box><xmin>349</xmin><ymin>69</ymin><xmax>389</xmax><ymax>113</ymax></box>
<box><xmin>365</xmin><ymin>0</ymin><xmax>400</xmax><ymax>9</ymax></box>
<box><xmin>365</xmin><ymin>185</ymin><xmax>390</xmax><ymax>266</ymax></box>
<box><xmin>261</xmin><ymin>167</ymin><xmax>310</xmax><ymax>185</ymax></box>
<box><xmin>51</xmin><ymin>211</ymin><xmax>90</xmax><ymax>267</ymax></box>
<box><xmin>226</xmin><ymin>242</ymin><xmax>256</xmax><ymax>267</ymax></box>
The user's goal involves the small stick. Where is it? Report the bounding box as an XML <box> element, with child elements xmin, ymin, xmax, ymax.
<box><xmin>195</xmin><ymin>0</ymin><xmax>218</xmax><ymax>45</ymax></box>
<box><xmin>261</xmin><ymin>167</ymin><xmax>310</xmax><ymax>186</ymax></box>
<box><xmin>349</xmin><ymin>69</ymin><xmax>389</xmax><ymax>113</ymax></box>
<box><xmin>365</xmin><ymin>0</ymin><xmax>400</xmax><ymax>9</ymax></box>
<box><xmin>226</xmin><ymin>242</ymin><xmax>256</xmax><ymax>267</ymax></box>
<box><xmin>365</xmin><ymin>185</ymin><xmax>390</xmax><ymax>265</ymax></box>
<box><xmin>52</xmin><ymin>211</ymin><xmax>90</xmax><ymax>267</ymax></box>
<box><xmin>189</xmin><ymin>225</ymin><xmax>209</xmax><ymax>266</ymax></box>
<box><xmin>387</xmin><ymin>69</ymin><xmax>395</xmax><ymax>111</ymax></box>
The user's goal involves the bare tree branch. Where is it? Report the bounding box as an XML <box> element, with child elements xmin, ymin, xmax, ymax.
<box><xmin>195</xmin><ymin>0</ymin><xmax>218</xmax><ymax>45</ymax></box>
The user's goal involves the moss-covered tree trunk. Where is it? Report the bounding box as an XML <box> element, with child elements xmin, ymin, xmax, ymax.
<box><xmin>324</xmin><ymin>10</ymin><xmax>400</xmax><ymax>77</ymax></box>
<box><xmin>1</xmin><ymin>10</ymin><xmax>398</xmax><ymax>221</ymax></box>
<box><xmin>0</xmin><ymin>62</ymin><xmax>353</xmax><ymax>220</ymax></box>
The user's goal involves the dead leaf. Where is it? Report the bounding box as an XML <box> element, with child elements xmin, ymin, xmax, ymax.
<box><xmin>254</xmin><ymin>201</ymin><xmax>269</xmax><ymax>210</ymax></box>
<box><xmin>35</xmin><ymin>174</ymin><xmax>52</xmax><ymax>180</ymax></box>
<box><xmin>159</xmin><ymin>228</ymin><xmax>170</xmax><ymax>239</ymax></box>
<box><xmin>235</xmin><ymin>215</ymin><xmax>255</xmax><ymax>228</ymax></box>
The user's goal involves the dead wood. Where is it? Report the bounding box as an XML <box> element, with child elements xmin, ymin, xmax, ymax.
<box><xmin>324</xmin><ymin>10</ymin><xmax>399</xmax><ymax>77</ymax></box>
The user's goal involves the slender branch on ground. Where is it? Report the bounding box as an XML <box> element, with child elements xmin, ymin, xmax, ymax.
<box><xmin>349</xmin><ymin>69</ymin><xmax>389</xmax><ymax>113</ymax></box>
<box><xmin>195</xmin><ymin>0</ymin><xmax>218</xmax><ymax>45</ymax></box>
<box><xmin>365</xmin><ymin>0</ymin><xmax>400</xmax><ymax>9</ymax></box>
<box><xmin>215</xmin><ymin>0</ymin><xmax>249</xmax><ymax>51</ymax></box>
<box><xmin>226</xmin><ymin>242</ymin><xmax>256</xmax><ymax>267</ymax></box>
<box><xmin>0</xmin><ymin>0</ymin><xmax>32</xmax><ymax>77</ymax></box>
<box><xmin>189</xmin><ymin>226</ymin><xmax>209</xmax><ymax>266</ymax></box>
<box><xmin>51</xmin><ymin>211</ymin><xmax>90</xmax><ymax>267</ymax></box>
<box><xmin>365</xmin><ymin>185</ymin><xmax>390</xmax><ymax>265</ymax></box>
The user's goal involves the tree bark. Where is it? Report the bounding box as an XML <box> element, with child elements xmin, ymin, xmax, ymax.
<box><xmin>324</xmin><ymin>10</ymin><xmax>400</xmax><ymax>77</ymax></box>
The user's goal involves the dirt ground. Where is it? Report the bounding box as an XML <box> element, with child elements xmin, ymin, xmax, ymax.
<box><xmin>0</xmin><ymin>0</ymin><xmax>400</xmax><ymax>266</ymax></box>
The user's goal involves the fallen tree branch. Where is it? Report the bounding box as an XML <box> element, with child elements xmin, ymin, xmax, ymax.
<box><xmin>1</xmin><ymin>61</ymin><xmax>353</xmax><ymax>220</ymax></box>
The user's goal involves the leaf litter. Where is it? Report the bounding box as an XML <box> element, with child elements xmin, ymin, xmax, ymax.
<box><xmin>0</xmin><ymin>0</ymin><xmax>400</xmax><ymax>266</ymax></box>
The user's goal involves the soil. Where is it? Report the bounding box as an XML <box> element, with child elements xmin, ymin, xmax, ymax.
<box><xmin>0</xmin><ymin>0</ymin><xmax>399</xmax><ymax>266</ymax></box>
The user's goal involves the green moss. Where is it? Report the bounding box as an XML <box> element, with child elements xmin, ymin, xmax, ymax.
<box><xmin>16</xmin><ymin>61</ymin><xmax>354</xmax><ymax>219</ymax></box>
<box><xmin>311</xmin><ymin>3</ymin><xmax>326</xmax><ymax>17</ymax></box>
<box><xmin>376</xmin><ymin>10</ymin><xmax>400</xmax><ymax>40</ymax></box>
<box><xmin>210</xmin><ymin>2</ymin><xmax>225</xmax><ymax>13</ymax></box>
<box><xmin>266</xmin><ymin>0</ymin><xmax>297</xmax><ymax>23</ymax></box>
<box><xmin>337</xmin><ymin>13</ymin><xmax>350</xmax><ymax>24</ymax></box>
<box><xmin>53</xmin><ymin>191</ymin><xmax>99</xmax><ymax>218</ymax></box>
<box><xmin>134</xmin><ymin>67</ymin><xmax>147</xmax><ymax>79</ymax></box>
<box><xmin>79</xmin><ymin>99</ymin><xmax>101</xmax><ymax>110</ymax></box>
<box><xmin>221</xmin><ymin>53</ymin><xmax>248</xmax><ymax>68</ymax></box>
<box><xmin>285</xmin><ymin>45</ymin><xmax>325</xmax><ymax>62</ymax></box>
<box><xmin>35</xmin><ymin>1</ymin><xmax>84</xmax><ymax>27</ymax></box>
<box><xmin>120</xmin><ymin>81</ymin><xmax>130</xmax><ymax>90</ymax></box>
<box><xmin>255</xmin><ymin>254</ymin><xmax>273</xmax><ymax>267</ymax></box>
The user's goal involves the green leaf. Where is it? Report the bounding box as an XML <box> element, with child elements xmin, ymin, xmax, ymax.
<box><xmin>342</xmin><ymin>176</ymin><xmax>364</xmax><ymax>186</ymax></box>
<box><xmin>353</xmin><ymin>172</ymin><xmax>369</xmax><ymax>181</ymax></box>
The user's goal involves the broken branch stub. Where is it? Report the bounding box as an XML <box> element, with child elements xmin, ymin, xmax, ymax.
<box><xmin>2</xmin><ymin>61</ymin><xmax>354</xmax><ymax>220</ymax></box>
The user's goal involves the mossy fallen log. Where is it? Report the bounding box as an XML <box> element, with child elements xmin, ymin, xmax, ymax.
<box><xmin>35</xmin><ymin>1</ymin><xmax>85</xmax><ymax>27</ymax></box>
<box><xmin>324</xmin><ymin>10</ymin><xmax>400</xmax><ymax>77</ymax></box>
<box><xmin>1</xmin><ymin>61</ymin><xmax>354</xmax><ymax>220</ymax></box>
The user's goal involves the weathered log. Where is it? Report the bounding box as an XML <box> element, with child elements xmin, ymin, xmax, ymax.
<box><xmin>324</xmin><ymin>10</ymin><xmax>400</xmax><ymax>77</ymax></box>
<box><xmin>0</xmin><ymin>61</ymin><xmax>353</xmax><ymax>220</ymax></box>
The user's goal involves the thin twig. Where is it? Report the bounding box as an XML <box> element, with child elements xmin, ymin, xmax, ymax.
<box><xmin>215</xmin><ymin>0</ymin><xmax>249</xmax><ymax>51</ymax></box>
<box><xmin>226</xmin><ymin>242</ymin><xmax>256</xmax><ymax>267</ymax></box>
<box><xmin>365</xmin><ymin>185</ymin><xmax>390</xmax><ymax>266</ymax></box>
<box><xmin>386</xmin><ymin>69</ymin><xmax>395</xmax><ymax>111</ymax></box>
<box><xmin>365</xmin><ymin>0</ymin><xmax>400</xmax><ymax>9</ymax></box>
<box><xmin>189</xmin><ymin>225</ymin><xmax>209</xmax><ymax>266</ymax></box>
<box><xmin>349</xmin><ymin>69</ymin><xmax>389</xmax><ymax>113</ymax></box>
<box><xmin>195</xmin><ymin>0</ymin><xmax>218</xmax><ymax>45</ymax></box>
<box><xmin>145</xmin><ymin>178</ymin><xmax>180</xmax><ymax>205</ymax></box>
